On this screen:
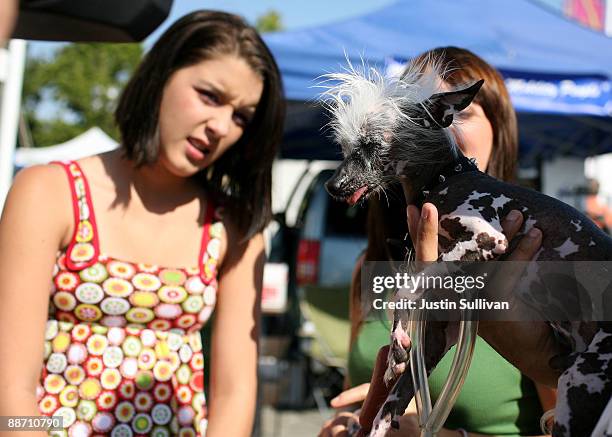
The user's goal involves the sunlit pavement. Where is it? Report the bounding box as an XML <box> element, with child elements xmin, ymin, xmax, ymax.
<box><xmin>259</xmin><ymin>406</ymin><xmax>326</xmax><ymax>437</ymax></box>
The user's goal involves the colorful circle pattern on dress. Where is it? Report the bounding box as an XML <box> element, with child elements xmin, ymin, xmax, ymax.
<box><xmin>50</xmin><ymin>251</ymin><xmax>218</xmax><ymax>333</ymax></box>
<box><xmin>40</xmin><ymin>314</ymin><xmax>210</xmax><ymax>436</ymax></box>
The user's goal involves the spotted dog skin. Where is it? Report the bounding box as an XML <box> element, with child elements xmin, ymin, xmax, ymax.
<box><xmin>429</xmin><ymin>172</ymin><xmax>611</xmax><ymax>263</ymax></box>
<box><xmin>372</xmin><ymin>169</ymin><xmax>612</xmax><ymax>437</ymax></box>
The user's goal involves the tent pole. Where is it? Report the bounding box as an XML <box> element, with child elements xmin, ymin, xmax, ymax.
<box><xmin>606</xmin><ymin>0</ymin><xmax>612</xmax><ymax>37</ymax></box>
<box><xmin>0</xmin><ymin>39</ymin><xmax>26</xmax><ymax>213</ymax></box>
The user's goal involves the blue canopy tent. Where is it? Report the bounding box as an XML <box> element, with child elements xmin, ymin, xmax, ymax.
<box><xmin>264</xmin><ymin>0</ymin><xmax>612</xmax><ymax>167</ymax></box>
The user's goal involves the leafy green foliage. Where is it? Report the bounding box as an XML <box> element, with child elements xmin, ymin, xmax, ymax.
<box><xmin>22</xmin><ymin>43</ymin><xmax>143</xmax><ymax>147</ymax></box>
<box><xmin>255</xmin><ymin>10</ymin><xmax>284</xmax><ymax>33</ymax></box>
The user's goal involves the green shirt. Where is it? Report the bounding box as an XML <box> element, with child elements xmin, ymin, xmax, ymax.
<box><xmin>348</xmin><ymin>317</ymin><xmax>543</xmax><ymax>436</ymax></box>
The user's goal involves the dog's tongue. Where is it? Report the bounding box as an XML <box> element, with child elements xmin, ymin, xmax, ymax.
<box><xmin>348</xmin><ymin>186</ymin><xmax>368</xmax><ymax>205</ymax></box>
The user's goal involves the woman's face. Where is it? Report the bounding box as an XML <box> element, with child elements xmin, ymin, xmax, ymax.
<box><xmin>453</xmin><ymin>102</ymin><xmax>493</xmax><ymax>172</ymax></box>
<box><xmin>157</xmin><ymin>54</ymin><xmax>264</xmax><ymax>177</ymax></box>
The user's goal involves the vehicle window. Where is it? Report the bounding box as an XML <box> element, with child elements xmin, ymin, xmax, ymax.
<box><xmin>301</xmin><ymin>180</ymin><xmax>328</xmax><ymax>239</ymax></box>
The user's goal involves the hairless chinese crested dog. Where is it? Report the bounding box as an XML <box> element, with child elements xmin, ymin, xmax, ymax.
<box><xmin>323</xmin><ymin>59</ymin><xmax>612</xmax><ymax>437</ymax></box>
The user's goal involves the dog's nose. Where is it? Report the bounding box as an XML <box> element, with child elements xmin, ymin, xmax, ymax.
<box><xmin>325</xmin><ymin>164</ymin><xmax>349</xmax><ymax>197</ymax></box>
<box><xmin>325</xmin><ymin>176</ymin><xmax>344</xmax><ymax>197</ymax></box>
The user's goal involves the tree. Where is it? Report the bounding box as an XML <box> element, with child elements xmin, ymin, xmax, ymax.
<box><xmin>255</xmin><ymin>10</ymin><xmax>284</xmax><ymax>33</ymax></box>
<box><xmin>22</xmin><ymin>43</ymin><xmax>143</xmax><ymax>147</ymax></box>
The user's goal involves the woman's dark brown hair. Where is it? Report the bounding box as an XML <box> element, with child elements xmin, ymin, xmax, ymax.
<box><xmin>411</xmin><ymin>46</ymin><xmax>518</xmax><ymax>182</ymax></box>
<box><xmin>115</xmin><ymin>10</ymin><xmax>285</xmax><ymax>239</ymax></box>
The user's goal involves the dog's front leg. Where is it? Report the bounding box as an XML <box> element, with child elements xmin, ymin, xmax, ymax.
<box><xmin>370</xmin><ymin>319</ymin><xmax>456</xmax><ymax>436</ymax></box>
<box><xmin>369</xmin><ymin>369</ymin><xmax>414</xmax><ymax>437</ymax></box>
<box><xmin>384</xmin><ymin>306</ymin><xmax>412</xmax><ymax>386</ymax></box>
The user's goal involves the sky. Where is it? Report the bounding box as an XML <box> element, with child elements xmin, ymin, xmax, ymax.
<box><xmin>153</xmin><ymin>0</ymin><xmax>396</xmax><ymax>37</ymax></box>
<box><xmin>29</xmin><ymin>0</ymin><xmax>396</xmax><ymax>57</ymax></box>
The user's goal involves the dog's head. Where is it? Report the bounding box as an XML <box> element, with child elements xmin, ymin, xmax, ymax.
<box><xmin>322</xmin><ymin>61</ymin><xmax>483</xmax><ymax>205</ymax></box>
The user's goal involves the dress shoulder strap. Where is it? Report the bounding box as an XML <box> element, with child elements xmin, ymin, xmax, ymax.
<box><xmin>198</xmin><ymin>200</ymin><xmax>224</xmax><ymax>285</ymax></box>
<box><xmin>52</xmin><ymin>160</ymin><xmax>100</xmax><ymax>270</ymax></box>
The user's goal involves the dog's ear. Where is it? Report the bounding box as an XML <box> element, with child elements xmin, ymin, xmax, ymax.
<box><xmin>415</xmin><ymin>79</ymin><xmax>484</xmax><ymax>129</ymax></box>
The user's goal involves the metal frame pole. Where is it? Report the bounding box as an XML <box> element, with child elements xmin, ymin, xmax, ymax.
<box><xmin>0</xmin><ymin>39</ymin><xmax>27</xmax><ymax>213</ymax></box>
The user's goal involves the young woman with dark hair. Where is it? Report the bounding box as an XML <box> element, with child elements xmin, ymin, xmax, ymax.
<box><xmin>0</xmin><ymin>10</ymin><xmax>284</xmax><ymax>437</ymax></box>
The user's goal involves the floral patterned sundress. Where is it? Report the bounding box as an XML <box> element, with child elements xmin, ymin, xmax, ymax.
<box><xmin>37</xmin><ymin>160</ymin><xmax>222</xmax><ymax>437</ymax></box>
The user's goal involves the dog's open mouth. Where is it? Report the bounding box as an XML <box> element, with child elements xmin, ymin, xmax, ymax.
<box><xmin>347</xmin><ymin>186</ymin><xmax>368</xmax><ymax>206</ymax></box>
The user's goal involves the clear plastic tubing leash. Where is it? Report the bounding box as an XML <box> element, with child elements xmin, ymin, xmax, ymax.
<box><xmin>409</xmin><ymin>290</ymin><xmax>478</xmax><ymax>437</ymax></box>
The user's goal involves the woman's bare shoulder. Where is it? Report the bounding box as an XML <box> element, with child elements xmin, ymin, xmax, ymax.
<box><xmin>7</xmin><ymin>164</ymin><xmax>74</xmax><ymax>245</ymax></box>
<box><xmin>75</xmin><ymin>151</ymin><xmax>108</xmax><ymax>169</ymax></box>
<box><xmin>11</xmin><ymin>163</ymin><xmax>69</xmax><ymax>199</ymax></box>
<box><xmin>74</xmin><ymin>151</ymin><xmax>114</xmax><ymax>179</ymax></box>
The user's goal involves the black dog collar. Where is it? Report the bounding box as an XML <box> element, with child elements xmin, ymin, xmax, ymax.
<box><xmin>414</xmin><ymin>154</ymin><xmax>480</xmax><ymax>207</ymax></box>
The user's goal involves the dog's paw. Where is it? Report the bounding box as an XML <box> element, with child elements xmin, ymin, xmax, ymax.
<box><xmin>384</xmin><ymin>322</ymin><xmax>411</xmax><ymax>385</ymax></box>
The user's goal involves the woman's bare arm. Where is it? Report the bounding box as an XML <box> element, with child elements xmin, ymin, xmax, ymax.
<box><xmin>206</xmin><ymin>224</ymin><xmax>264</xmax><ymax>437</ymax></box>
<box><xmin>0</xmin><ymin>165</ymin><xmax>71</xmax><ymax>436</ymax></box>
<box><xmin>0</xmin><ymin>0</ymin><xmax>17</xmax><ymax>41</ymax></box>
